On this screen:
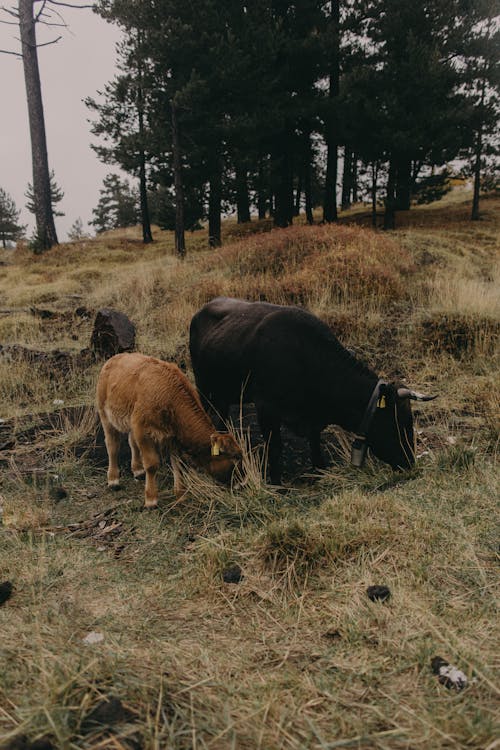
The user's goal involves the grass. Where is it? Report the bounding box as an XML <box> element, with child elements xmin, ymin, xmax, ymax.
<box><xmin>0</xmin><ymin>193</ymin><xmax>499</xmax><ymax>749</ymax></box>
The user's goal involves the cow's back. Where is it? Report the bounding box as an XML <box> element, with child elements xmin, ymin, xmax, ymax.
<box><xmin>189</xmin><ymin>297</ymin><xmax>347</xmax><ymax>425</ymax></box>
<box><xmin>190</xmin><ymin>297</ymin><xmax>281</xmax><ymax>405</ymax></box>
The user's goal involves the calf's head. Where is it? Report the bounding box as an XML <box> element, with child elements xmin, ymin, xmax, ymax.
<box><xmin>208</xmin><ymin>433</ymin><xmax>243</xmax><ymax>483</ymax></box>
<box><xmin>367</xmin><ymin>384</ymin><xmax>435</xmax><ymax>470</ymax></box>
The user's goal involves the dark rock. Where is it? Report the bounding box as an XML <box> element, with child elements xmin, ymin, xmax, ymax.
<box><xmin>30</xmin><ymin>737</ymin><xmax>55</xmax><ymax>750</ymax></box>
<box><xmin>366</xmin><ymin>585</ymin><xmax>391</xmax><ymax>602</ymax></box>
<box><xmin>49</xmin><ymin>486</ymin><xmax>68</xmax><ymax>501</ymax></box>
<box><xmin>75</xmin><ymin>306</ymin><xmax>92</xmax><ymax>319</ymax></box>
<box><xmin>222</xmin><ymin>564</ymin><xmax>243</xmax><ymax>584</ymax></box>
<box><xmin>2</xmin><ymin>735</ymin><xmax>30</xmax><ymax>750</ymax></box>
<box><xmin>30</xmin><ymin>307</ymin><xmax>57</xmax><ymax>320</ymax></box>
<box><xmin>82</xmin><ymin>696</ymin><xmax>133</xmax><ymax>730</ymax></box>
<box><xmin>90</xmin><ymin>309</ymin><xmax>136</xmax><ymax>359</ymax></box>
<box><xmin>322</xmin><ymin>629</ymin><xmax>342</xmax><ymax>641</ymax></box>
<box><xmin>0</xmin><ymin>581</ymin><xmax>13</xmax><ymax>605</ymax></box>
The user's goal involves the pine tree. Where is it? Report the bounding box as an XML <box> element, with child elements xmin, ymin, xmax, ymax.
<box><xmin>91</xmin><ymin>174</ymin><xmax>139</xmax><ymax>233</ymax></box>
<box><xmin>0</xmin><ymin>188</ymin><xmax>25</xmax><ymax>248</ymax></box>
<box><xmin>67</xmin><ymin>217</ymin><xmax>91</xmax><ymax>241</ymax></box>
<box><xmin>86</xmin><ymin>31</ymin><xmax>154</xmax><ymax>243</ymax></box>
<box><xmin>461</xmin><ymin>0</ymin><xmax>500</xmax><ymax>220</ymax></box>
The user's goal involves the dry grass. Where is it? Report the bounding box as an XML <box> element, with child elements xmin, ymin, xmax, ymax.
<box><xmin>0</xmin><ymin>194</ymin><xmax>499</xmax><ymax>749</ymax></box>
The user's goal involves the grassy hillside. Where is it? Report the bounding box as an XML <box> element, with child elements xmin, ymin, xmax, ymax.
<box><xmin>0</xmin><ymin>194</ymin><xmax>498</xmax><ymax>749</ymax></box>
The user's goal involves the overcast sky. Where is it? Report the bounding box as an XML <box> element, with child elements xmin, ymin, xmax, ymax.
<box><xmin>0</xmin><ymin>4</ymin><xmax>122</xmax><ymax>240</ymax></box>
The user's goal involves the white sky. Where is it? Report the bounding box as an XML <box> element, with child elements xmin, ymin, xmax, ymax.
<box><xmin>0</xmin><ymin>3</ymin><xmax>122</xmax><ymax>240</ymax></box>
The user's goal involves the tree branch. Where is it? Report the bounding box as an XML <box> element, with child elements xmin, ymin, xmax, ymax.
<box><xmin>34</xmin><ymin>0</ymin><xmax>48</xmax><ymax>21</ymax></box>
<box><xmin>0</xmin><ymin>46</ymin><xmax>22</xmax><ymax>56</ymax></box>
<box><xmin>45</xmin><ymin>1</ymin><xmax>94</xmax><ymax>8</ymax></box>
<box><xmin>0</xmin><ymin>5</ymin><xmax>19</xmax><ymax>19</ymax></box>
<box><xmin>35</xmin><ymin>34</ymin><xmax>62</xmax><ymax>46</ymax></box>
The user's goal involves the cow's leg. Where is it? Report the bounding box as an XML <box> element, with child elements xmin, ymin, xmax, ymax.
<box><xmin>257</xmin><ymin>403</ymin><xmax>282</xmax><ymax>485</ymax></box>
<box><xmin>100</xmin><ymin>413</ymin><xmax>121</xmax><ymax>489</ymax></box>
<box><xmin>170</xmin><ymin>454</ymin><xmax>188</xmax><ymax>501</ymax></box>
<box><xmin>309</xmin><ymin>429</ymin><xmax>327</xmax><ymax>470</ymax></box>
<box><xmin>129</xmin><ymin>432</ymin><xmax>145</xmax><ymax>480</ymax></box>
<box><xmin>133</xmin><ymin>428</ymin><xmax>160</xmax><ymax>508</ymax></box>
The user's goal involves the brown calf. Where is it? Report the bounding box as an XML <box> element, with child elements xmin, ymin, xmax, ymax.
<box><xmin>96</xmin><ymin>352</ymin><xmax>242</xmax><ymax>508</ymax></box>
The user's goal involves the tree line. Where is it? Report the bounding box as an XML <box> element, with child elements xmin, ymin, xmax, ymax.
<box><xmin>86</xmin><ymin>0</ymin><xmax>499</xmax><ymax>252</ymax></box>
<box><xmin>1</xmin><ymin>0</ymin><xmax>498</xmax><ymax>252</ymax></box>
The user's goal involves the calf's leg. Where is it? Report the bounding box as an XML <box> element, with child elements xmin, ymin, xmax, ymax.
<box><xmin>133</xmin><ymin>430</ymin><xmax>160</xmax><ymax>508</ymax></box>
<box><xmin>100</xmin><ymin>413</ymin><xmax>121</xmax><ymax>489</ymax></box>
<box><xmin>129</xmin><ymin>432</ymin><xmax>145</xmax><ymax>479</ymax></box>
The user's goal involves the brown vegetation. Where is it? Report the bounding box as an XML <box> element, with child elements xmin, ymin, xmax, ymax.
<box><xmin>0</xmin><ymin>194</ymin><xmax>498</xmax><ymax>749</ymax></box>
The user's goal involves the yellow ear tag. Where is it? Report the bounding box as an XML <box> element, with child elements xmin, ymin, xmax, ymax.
<box><xmin>211</xmin><ymin>441</ymin><xmax>220</xmax><ymax>457</ymax></box>
<box><xmin>377</xmin><ymin>395</ymin><xmax>386</xmax><ymax>409</ymax></box>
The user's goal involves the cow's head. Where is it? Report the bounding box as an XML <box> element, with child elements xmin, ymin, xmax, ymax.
<box><xmin>365</xmin><ymin>383</ymin><xmax>436</xmax><ymax>470</ymax></box>
<box><xmin>208</xmin><ymin>432</ymin><xmax>243</xmax><ymax>483</ymax></box>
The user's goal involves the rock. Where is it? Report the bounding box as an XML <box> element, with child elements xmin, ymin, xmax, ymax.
<box><xmin>322</xmin><ymin>629</ymin><xmax>342</xmax><ymax>641</ymax></box>
<box><xmin>366</xmin><ymin>585</ymin><xmax>391</xmax><ymax>602</ymax></box>
<box><xmin>29</xmin><ymin>307</ymin><xmax>57</xmax><ymax>320</ymax></box>
<box><xmin>90</xmin><ymin>309</ymin><xmax>136</xmax><ymax>359</ymax></box>
<box><xmin>75</xmin><ymin>306</ymin><xmax>92</xmax><ymax>319</ymax></box>
<box><xmin>0</xmin><ymin>580</ymin><xmax>13</xmax><ymax>605</ymax></box>
<box><xmin>431</xmin><ymin>656</ymin><xmax>468</xmax><ymax>691</ymax></box>
<box><xmin>222</xmin><ymin>564</ymin><xmax>243</xmax><ymax>584</ymax></box>
<box><xmin>30</xmin><ymin>737</ymin><xmax>55</xmax><ymax>750</ymax></box>
<box><xmin>49</xmin><ymin>486</ymin><xmax>68</xmax><ymax>502</ymax></box>
<box><xmin>2</xmin><ymin>735</ymin><xmax>30</xmax><ymax>750</ymax></box>
<box><xmin>82</xmin><ymin>696</ymin><xmax>133</xmax><ymax>729</ymax></box>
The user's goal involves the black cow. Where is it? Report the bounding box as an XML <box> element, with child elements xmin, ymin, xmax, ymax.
<box><xmin>189</xmin><ymin>297</ymin><xmax>435</xmax><ymax>484</ymax></box>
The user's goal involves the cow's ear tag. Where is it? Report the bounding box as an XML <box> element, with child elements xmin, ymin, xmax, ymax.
<box><xmin>377</xmin><ymin>395</ymin><xmax>386</xmax><ymax>409</ymax></box>
<box><xmin>211</xmin><ymin>438</ymin><xmax>220</xmax><ymax>456</ymax></box>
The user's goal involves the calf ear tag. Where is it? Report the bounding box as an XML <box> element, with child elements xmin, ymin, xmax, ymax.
<box><xmin>377</xmin><ymin>395</ymin><xmax>386</xmax><ymax>408</ymax></box>
<box><xmin>211</xmin><ymin>440</ymin><xmax>220</xmax><ymax>456</ymax></box>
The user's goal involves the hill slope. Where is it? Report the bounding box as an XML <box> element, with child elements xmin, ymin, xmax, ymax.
<box><xmin>0</xmin><ymin>196</ymin><xmax>498</xmax><ymax>749</ymax></box>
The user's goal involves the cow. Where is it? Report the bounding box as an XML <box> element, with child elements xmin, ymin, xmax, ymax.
<box><xmin>96</xmin><ymin>352</ymin><xmax>242</xmax><ymax>508</ymax></box>
<box><xmin>189</xmin><ymin>297</ymin><xmax>435</xmax><ymax>485</ymax></box>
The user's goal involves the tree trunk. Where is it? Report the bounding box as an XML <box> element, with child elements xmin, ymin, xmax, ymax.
<box><xmin>471</xmin><ymin>74</ymin><xmax>487</xmax><ymax>221</ymax></box>
<box><xmin>170</xmin><ymin>101</ymin><xmax>185</xmax><ymax>258</ymax></box>
<box><xmin>257</xmin><ymin>159</ymin><xmax>267</xmax><ymax>219</ymax></box>
<box><xmin>323</xmin><ymin>136</ymin><xmax>338</xmax><ymax>222</ymax></box>
<box><xmin>322</xmin><ymin>0</ymin><xmax>340</xmax><ymax>223</ymax></box>
<box><xmin>235</xmin><ymin>161</ymin><xmax>251</xmax><ymax>223</ymax></box>
<box><xmin>136</xmin><ymin>67</ymin><xmax>152</xmax><ymax>244</ymax></box>
<box><xmin>19</xmin><ymin>0</ymin><xmax>58</xmax><ymax>251</ymax></box>
<box><xmin>294</xmin><ymin>174</ymin><xmax>302</xmax><ymax>216</ymax></box>
<box><xmin>341</xmin><ymin>147</ymin><xmax>352</xmax><ymax>210</ymax></box>
<box><xmin>384</xmin><ymin>159</ymin><xmax>396</xmax><ymax>230</ymax></box>
<box><xmin>352</xmin><ymin>155</ymin><xmax>358</xmax><ymax>203</ymax></box>
<box><xmin>371</xmin><ymin>162</ymin><xmax>379</xmax><ymax>228</ymax></box>
<box><xmin>471</xmin><ymin>129</ymin><xmax>482</xmax><ymax>221</ymax></box>
<box><xmin>395</xmin><ymin>157</ymin><xmax>411</xmax><ymax>210</ymax></box>
<box><xmin>272</xmin><ymin>132</ymin><xmax>293</xmax><ymax>228</ymax></box>
<box><xmin>208</xmin><ymin>164</ymin><xmax>222</xmax><ymax>247</ymax></box>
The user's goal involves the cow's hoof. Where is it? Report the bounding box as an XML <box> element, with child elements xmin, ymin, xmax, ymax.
<box><xmin>133</xmin><ymin>471</ymin><xmax>146</xmax><ymax>481</ymax></box>
<box><xmin>142</xmin><ymin>503</ymin><xmax>158</xmax><ymax>511</ymax></box>
<box><xmin>107</xmin><ymin>482</ymin><xmax>122</xmax><ymax>492</ymax></box>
